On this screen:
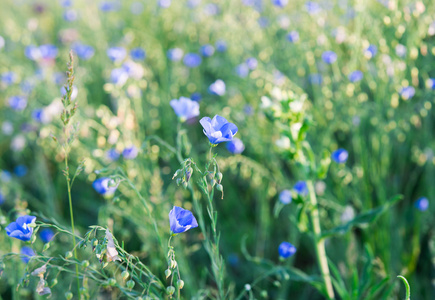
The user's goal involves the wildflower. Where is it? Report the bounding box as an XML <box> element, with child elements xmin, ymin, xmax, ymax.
<box><xmin>170</xmin><ymin>97</ymin><xmax>200</xmax><ymax>122</ymax></box>
<box><xmin>25</xmin><ymin>45</ymin><xmax>41</xmax><ymax>60</ymax></box>
<box><xmin>14</xmin><ymin>165</ymin><xmax>28</xmax><ymax>177</ymax></box>
<box><xmin>279</xmin><ymin>190</ymin><xmax>292</xmax><ymax>204</ymax></box>
<box><xmin>106</xmin><ymin>148</ymin><xmax>120</xmax><ymax>161</ymax></box>
<box><xmin>215</xmin><ymin>40</ymin><xmax>227</xmax><ymax>52</ymax></box>
<box><xmin>107</xmin><ymin>47</ymin><xmax>127</xmax><ymax>62</ymax></box>
<box><xmin>11</xmin><ymin>135</ymin><xmax>26</xmax><ymax>152</ymax></box>
<box><xmin>63</xmin><ymin>9</ymin><xmax>77</xmax><ymax>21</ymax></box>
<box><xmin>400</xmin><ymin>86</ymin><xmax>415</xmax><ymax>100</ymax></box>
<box><xmin>364</xmin><ymin>44</ymin><xmax>377</xmax><ymax>59</ymax></box>
<box><xmin>426</xmin><ymin>78</ymin><xmax>435</xmax><ymax>90</ymax></box>
<box><xmin>287</xmin><ymin>31</ymin><xmax>299</xmax><ymax>43</ymax></box>
<box><xmin>20</xmin><ymin>246</ymin><xmax>35</xmax><ymax>263</ymax></box>
<box><xmin>331</xmin><ymin>148</ymin><xmax>348</xmax><ymax>163</ymax></box>
<box><xmin>39</xmin><ymin>44</ymin><xmax>58</xmax><ymax>60</ymax></box>
<box><xmin>278</xmin><ymin>242</ymin><xmax>296</xmax><ymax>258</ymax></box>
<box><xmin>348</xmin><ymin>70</ymin><xmax>363</xmax><ymax>82</ymax></box>
<box><xmin>100</xmin><ymin>1</ymin><xmax>119</xmax><ymax>12</ymax></box>
<box><xmin>190</xmin><ymin>92</ymin><xmax>202</xmax><ymax>102</ymax></box>
<box><xmin>200</xmin><ymin>115</ymin><xmax>238</xmax><ymax>145</ymax></box>
<box><xmin>93</xmin><ymin>177</ymin><xmax>118</xmax><ymax>195</ymax></box>
<box><xmin>183</xmin><ymin>53</ymin><xmax>202</xmax><ymax>68</ymax></box>
<box><xmin>0</xmin><ymin>192</ymin><xmax>4</xmax><ymax>205</ymax></box>
<box><xmin>272</xmin><ymin>0</ymin><xmax>288</xmax><ymax>7</ymax></box>
<box><xmin>200</xmin><ymin>45</ymin><xmax>215</xmax><ymax>57</ymax></box>
<box><xmin>122</xmin><ymin>61</ymin><xmax>144</xmax><ymax>79</ymax></box>
<box><xmin>322</xmin><ymin>51</ymin><xmax>337</xmax><ymax>64</ymax></box>
<box><xmin>110</xmin><ymin>68</ymin><xmax>129</xmax><ymax>86</ymax></box>
<box><xmin>39</xmin><ymin>228</ymin><xmax>55</xmax><ymax>243</ymax></box>
<box><xmin>6</xmin><ymin>215</ymin><xmax>36</xmax><ymax>241</ymax></box>
<box><xmin>245</xmin><ymin>57</ymin><xmax>258</xmax><ymax>70</ymax></box>
<box><xmin>203</xmin><ymin>3</ymin><xmax>219</xmax><ymax>15</ymax></box>
<box><xmin>415</xmin><ymin>197</ymin><xmax>429</xmax><ymax>211</ymax></box>
<box><xmin>167</xmin><ymin>48</ymin><xmax>184</xmax><ymax>61</ymax></box>
<box><xmin>308</xmin><ymin>73</ymin><xmax>323</xmax><ymax>85</ymax></box>
<box><xmin>235</xmin><ymin>64</ymin><xmax>249</xmax><ymax>78</ymax></box>
<box><xmin>130</xmin><ymin>47</ymin><xmax>146</xmax><ymax>61</ymax></box>
<box><xmin>208</xmin><ymin>79</ymin><xmax>226</xmax><ymax>96</ymax></box>
<box><xmin>72</xmin><ymin>43</ymin><xmax>94</xmax><ymax>60</ymax></box>
<box><xmin>226</xmin><ymin>138</ymin><xmax>245</xmax><ymax>154</ymax></box>
<box><xmin>9</xmin><ymin>96</ymin><xmax>27</xmax><ymax>111</ymax></box>
<box><xmin>169</xmin><ymin>206</ymin><xmax>198</xmax><ymax>234</ymax></box>
<box><xmin>1</xmin><ymin>71</ymin><xmax>17</xmax><ymax>85</ymax></box>
<box><xmin>305</xmin><ymin>1</ymin><xmax>321</xmax><ymax>14</ymax></box>
<box><xmin>123</xmin><ymin>146</ymin><xmax>139</xmax><ymax>159</ymax></box>
<box><xmin>36</xmin><ymin>277</ymin><xmax>51</xmax><ymax>296</ymax></box>
<box><xmin>32</xmin><ymin>108</ymin><xmax>50</xmax><ymax>123</ymax></box>
<box><xmin>293</xmin><ymin>181</ymin><xmax>308</xmax><ymax>196</ymax></box>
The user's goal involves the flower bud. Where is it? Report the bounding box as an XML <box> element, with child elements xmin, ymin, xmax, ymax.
<box><xmin>108</xmin><ymin>278</ymin><xmax>116</xmax><ymax>286</ymax></box>
<box><xmin>177</xmin><ymin>279</ymin><xmax>184</xmax><ymax>289</ymax></box>
<box><xmin>51</xmin><ymin>278</ymin><xmax>58</xmax><ymax>287</ymax></box>
<box><xmin>82</xmin><ymin>260</ymin><xmax>90</xmax><ymax>268</ymax></box>
<box><xmin>65</xmin><ymin>291</ymin><xmax>73</xmax><ymax>300</ymax></box>
<box><xmin>216</xmin><ymin>184</ymin><xmax>223</xmax><ymax>192</ymax></box>
<box><xmin>216</xmin><ymin>172</ymin><xmax>223</xmax><ymax>182</ymax></box>
<box><xmin>170</xmin><ymin>260</ymin><xmax>177</xmax><ymax>269</ymax></box>
<box><xmin>126</xmin><ymin>280</ymin><xmax>135</xmax><ymax>290</ymax></box>
<box><xmin>166</xmin><ymin>286</ymin><xmax>175</xmax><ymax>295</ymax></box>
<box><xmin>165</xmin><ymin>269</ymin><xmax>171</xmax><ymax>279</ymax></box>
<box><xmin>121</xmin><ymin>271</ymin><xmax>130</xmax><ymax>280</ymax></box>
<box><xmin>65</xmin><ymin>251</ymin><xmax>73</xmax><ymax>259</ymax></box>
<box><xmin>43</xmin><ymin>243</ymin><xmax>51</xmax><ymax>252</ymax></box>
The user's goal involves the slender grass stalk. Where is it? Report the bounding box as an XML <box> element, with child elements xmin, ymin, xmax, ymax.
<box><xmin>307</xmin><ymin>180</ymin><xmax>334</xmax><ymax>299</ymax></box>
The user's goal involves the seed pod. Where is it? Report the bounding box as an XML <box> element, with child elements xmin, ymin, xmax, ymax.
<box><xmin>82</xmin><ymin>260</ymin><xmax>89</xmax><ymax>268</ymax></box>
<box><xmin>126</xmin><ymin>280</ymin><xmax>135</xmax><ymax>290</ymax></box>
<box><xmin>108</xmin><ymin>278</ymin><xmax>116</xmax><ymax>286</ymax></box>
<box><xmin>51</xmin><ymin>278</ymin><xmax>58</xmax><ymax>287</ymax></box>
<box><xmin>166</xmin><ymin>286</ymin><xmax>175</xmax><ymax>295</ymax></box>
<box><xmin>177</xmin><ymin>279</ymin><xmax>184</xmax><ymax>289</ymax></box>
<box><xmin>216</xmin><ymin>184</ymin><xmax>223</xmax><ymax>192</ymax></box>
<box><xmin>65</xmin><ymin>251</ymin><xmax>73</xmax><ymax>259</ymax></box>
<box><xmin>165</xmin><ymin>269</ymin><xmax>172</xmax><ymax>279</ymax></box>
<box><xmin>216</xmin><ymin>172</ymin><xmax>223</xmax><ymax>182</ymax></box>
<box><xmin>121</xmin><ymin>271</ymin><xmax>130</xmax><ymax>280</ymax></box>
<box><xmin>43</xmin><ymin>243</ymin><xmax>50</xmax><ymax>252</ymax></box>
<box><xmin>65</xmin><ymin>291</ymin><xmax>73</xmax><ymax>300</ymax></box>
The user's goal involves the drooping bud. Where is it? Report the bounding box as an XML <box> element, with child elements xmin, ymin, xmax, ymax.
<box><xmin>121</xmin><ymin>271</ymin><xmax>130</xmax><ymax>281</ymax></box>
<box><xmin>65</xmin><ymin>251</ymin><xmax>73</xmax><ymax>259</ymax></box>
<box><xmin>165</xmin><ymin>269</ymin><xmax>172</xmax><ymax>279</ymax></box>
<box><xmin>126</xmin><ymin>280</ymin><xmax>135</xmax><ymax>290</ymax></box>
<box><xmin>166</xmin><ymin>286</ymin><xmax>175</xmax><ymax>296</ymax></box>
<box><xmin>65</xmin><ymin>291</ymin><xmax>73</xmax><ymax>300</ymax></box>
<box><xmin>177</xmin><ymin>279</ymin><xmax>184</xmax><ymax>289</ymax></box>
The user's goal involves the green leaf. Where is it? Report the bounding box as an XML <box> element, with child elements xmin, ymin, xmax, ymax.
<box><xmin>321</xmin><ymin>195</ymin><xmax>402</xmax><ymax>239</ymax></box>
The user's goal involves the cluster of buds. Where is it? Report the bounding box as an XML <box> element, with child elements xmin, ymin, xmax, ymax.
<box><xmin>165</xmin><ymin>244</ymin><xmax>184</xmax><ymax>298</ymax></box>
<box><xmin>172</xmin><ymin>159</ymin><xmax>195</xmax><ymax>188</ymax></box>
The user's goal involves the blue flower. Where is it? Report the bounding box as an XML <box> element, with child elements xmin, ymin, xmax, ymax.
<box><xmin>72</xmin><ymin>43</ymin><xmax>94</xmax><ymax>60</ymax></box>
<box><xmin>25</xmin><ymin>45</ymin><xmax>41</xmax><ymax>60</ymax></box>
<box><xmin>200</xmin><ymin>115</ymin><xmax>238</xmax><ymax>145</ymax></box>
<box><xmin>170</xmin><ymin>97</ymin><xmax>200</xmax><ymax>122</ymax></box>
<box><xmin>60</xmin><ymin>0</ymin><xmax>72</xmax><ymax>7</ymax></box>
<box><xmin>183</xmin><ymin>53</ymin><xmax>202</xmax><ymax>68</ymax></box>
<box><xmin>215</xmin><ymin>40</ymin><xmax>227</xmax><ymax>52</ymax></box>
<box><xmin>20</xmin><ymin>246</ymin><xmax>35</xmax><ymax>264</ymax></box>
<box><xmin>308</xmin><ymin>73</ymin><xmax>323</xmax><ymax>85</ymax></box>
<box><xmin>110</xmin><ymin>68</ymin><xmax>129</xmax><ymax>86</ymax></box>
<box><xmin>294</xmin><ymin>181</ymin><xmax>308</xmax><ymax>196</ymax></box>
<box><xmin>322</xmin><ymin>51</ymin><xmax>337</xmax><ymax>64</ymax></box>
<box><xmin>400</xmin><ymin>86</ymin><xmax>415</xmax><ymax>100</ymax></box>
<box><xmin>107</xmin><ymin>47</ymin><xmax>127</xmax><ymax>62</ymax></box>
<box><xmin>14</xmin><ymin>165</ymin><xmax>28</xmax><ymax>177</ymax></box>
<box><xmin>64</xmin><ymin>9</ymin><xmax>78</xmax><ymax>21</ymax></box>
<box><xmin>1</xmin><ymin>71</ymin><xmax>17</xmax><ymax>85</ymax></box>
<box><xmin>6</xmin><ymin>215</ymin><xmax>36</xmax><ymax>241</ymax></box>
<box><xmin>167</xmin><ymin>48</ymin><xmax>184</xmax><ymax>61</ymax></box>
<box><xmin>278</xmin><ymin>242</ymin><xmax>296</xmax><ymax>258</ymax></box>
<box><xmin>169</xmin><ymin>206</ymin><xmax>198</xmax><ymax>234</ymax></box>
<box><xmin>8</xmin><ymin>96</ymin><xmax>27</xmax><ymax>111</ymax></box>
<box><xmin>332</xmin><ymin>148</ymin><xmax>348</xmax><ymax>163</ymax></box>
<box><xmin>93</xmin><ymin>177</ymin><xmax>118</xmax><ymax>195</ymax></box>
<box><xmin>245</xmin><ymin>57</ymin><xmax>258</xmax><ymax>70</ymax></box>
<box><xmin>235</xmin><ymin>64</ymin><xmax>249</xmax><ymax>78</ymax></box>
<box><xmin>32</xmin><ymin>109</ymin><xmax>49</xmax><ymax>123</ymax></box>
<box><xmin>305</xmin><ymin>1</ymin><xmax>321</xmax><ymax>14</ymax></box>
<box><xmin>190</xmin><ymin>92</ymin><xmax>202</xmax><ymax>102</ymax></box>
<box><xmin>0</xmin><ymin>170</ymin><xmax>12</xmax><ymax>182</ymax></box>
<box><xmin>38</xmin><ymin>44</ymin><xmax>58</xmax><ymax>60</ymax></box>
<box><xmin>415</xmin><ymin>197</ymin><xmax>429</xmax><ymax>211</ymax></box>
<box><xmin>0</xmin><ymin>192</ymin><xmax>4</xmax><ymax>205</ymax></box>
<box><xmin>39</xmin><ymin>228</ymin><xmax>55</xmax><ymax>243</ymax></box>
<box><xmin>348</xmin><ymin>70</ymin><xmax>363</xmax><ymax>82</ymax></box>
<box><xmin>100</xmin><ymin>1</ymin><xmax>119</xmax><ymax>12</ymax></box>
<box><xmin>123</xmin><ymin>146</ymin><xmax>139</xmax><ymax>159</ymax></box>
<box><xmin>427</xmin><ymin>78</ymin><xmax>435</xmax><ymax>90</ymax></box>
<box><xmin>208</xmin><ymin>79</ymin><xmax>226</xmax><ymax>96</ymax></box>
<box><xmin>272</xmin><ymin>0</ymin><xmax>288</xmax><ymax>8</ymax></box>
<box><xmin>158</xmin><ymin>0</ymin><xmax>171</xmax><ymax>8</ymax></box>
<box><xmin>130</xmin><ymin>47</ymin><xmax>146</xmax><ymax>61</ymax></box>
<box><xmin>279</xmin><ymin>190</ymin><xmax>292</xmax><ymax>204</ymax></box>
<box><xmin>287</xmin><ymin>31</ymin><xmax>299</xmax><ymax>43</ymax></box>
<box><xmin>226</xmin><ymin>138</ymin><xmax>245</xmax><ymax>154</ymax></box>
<box><xmin>200</xmin><ymin>45</ymin><xmax>215</xmax><ymax>57</ymax></box>
<box><xmin>364</xmin><ymin>44</ymin><xmax>377</xmax><ymax>59</ymax></box>
<box><xmin>106</xmin><ymin>148</ymin><xmax>120</xmax><ymax>161</ymax></box>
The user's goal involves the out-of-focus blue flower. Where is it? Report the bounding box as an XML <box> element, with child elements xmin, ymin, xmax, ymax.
<box><xmin>61</xmin><ymin>85</ymin><xmax>78</xmax><ymax>100</ymax></box>
<box><xmin>0</xmin><ymin>170</ymin><xmax>12</xmax><ymax>182</ymax></box>
<box><xmin>400</xmin><ymin>86</ymin><xmax>415</xmax><ymax>100</ymax></box>
<box><xmin>287</xmin><ymin>30</ymin><xmax>299</xmax><ymax>42</ymax></box>
<box><xmin>426</xmin><ymin>78</ymin><xmax>435</xmax><ymax>90</ymax></box>
<box><xmin>32</xmin><ymin>109</ymin><xmax>50</xmax><ymax>123</ymax></box>
<box><xmin>228</xmin><ymin>253</ymin><xmax>240</xmax><ymax>266</ymax></box>
<box><xmin>215</xmin><ymin>40</ymin><xmax>227</xmax><ymax>52</ymax></box>
<box><xmin>158</xmin><ymin>0</ymin><xmax>171</xmax><ymax>8</ymax></box>
<box><xmin>208</xmin><ymin>79</ymin><xmax>226</xmax><ymax>96</ymax></box>
<box><xmin>107</xmin><ymin>47</ymin><xmax>127</xmax><ymax>62</ymax></box>
<box><xmin>123</xmin><ymin>146</ymin><xmax>138</xmax><ymax>159</ymax></box>
<box><xmin>64</xmin><ymin>9</ymin><xmax>77</xmax><ymax>21</ymax></box>
<box><xmin>203</xmin><ymin>3</ymin><xmax>219</xmax><ymax>15</ymax></box>
<box><xmin>200</xmin><ymin>115</ymin><xmax>238</xmax><ymax>145</ymax></box>
<box><xmin>226</xmin><ymin>138</ymin><xmax>245</xmax><ymax>154</ymax></box>
<box><xmin>200</xmin><ymin>45</ymin><xmax>215</xmax><ymax>57</ymax></box>
<box><xmin>244</xmin><ymin>104</ymin><xmax>254</xmax><ymax>115</ymax></box>
<box><xmin>279</xmin><ymin>190</ymin><xmax>292</xmax><ymax>204</ymax></box>
<box><xmin>60</xmin><ymin>0</ymin><xmax>72</xmax><ymax>7</ymax></box>
<box><xmin>93</xmin><ymin>177</ymin><xmax>118</xmax><ymax>195</ymax></box>
<box><xmin>25</xmin><ymin>45</ymin><xmax>41</xmax><ymax>60</ymax></box>
<box><xmin>309</xmin><ymin>73</ymin><xmax>323</xmax><ymax>85</ymax></box>
<box><xmin>20</xmin><ymin>80</ymin><xmax>35</xmax><ymax>94</ymax></box>
<box><xmin>167</xmin><ymin>48</ymin><xmax>184</xmax><ymax>61</ymax></box>
<box><xmin>106</xmin><ymin>148</ymin><xmax>120</xmax><ymax>161</ymax></box>
<box><xmin>1</xmin><ymin>71</ymin><xmax>17</xmax><ymax>85</ymax></box>
<box><xmin>14</xmin><ymin>165</ymin><xmax>28</xmax><ymax>177</ymax></box>
<box><xmin>39</xmin><ymin>44</ymin><xmax>58</xmax><ymax>60</ymax></box>
<box><xmin>170</xmin><ymin>97</ymin><xmax>200</xmax><ymax>122</ymax></box>
<box><xmin>8</xmin><ymin>96</ymin><xmax>27</xmax><ymax>111</ymax></box>
<box><xmin>332</xmin><ymin>148</ymin><xmax>348</xmax><ymax>163</ymax></box>
<box><xmin>348</xmin><ymin>70</ymin><xmax>363</xmax><ymax>82</ymax></box>
<box><xmin>245</xmin><ymin>57</ymin><xmax>257</xmax><ymax>70</ymax></box>
<box><xmin>130</xmin><ymin>47</ymin><xmax>146</xmax><ymax>60</ymax></box>
<box><xmin>20</xmin><ymin>246</ymin><xmax>35</xmax><ymax>264</ymax></box>
<box><xmin>6</xmin><ymin>215</ymin><xmax>36</xmax><ymax>241</ymax></box>
<box><xmin>0</xmin><ymin>192</ymin><xmax>4</xmax><ymax>205</ymax></box>
<box><xmin>415</xmin><ymin>197</ymin><xmax>429</xmax><ymax>211</ymax></box>
<box><xmin>272</xmin><ymin>0</ymin><xmax>288</xmax><ymax>8</ymax></box>
<box><xmin>39</xmin><ymin>228</ymin><xmax>55</xmax><ymax>243</ymax></box>
<box><xmin>294</xmin><ymin>181</ymin><xmax>308</xmax><ymax>196</ymax></box>
<box><xmin>235</xmin><ymin>64</ymin><xmax>249</xmax><ymax>78</ymax></box>
<box><xmin>72</xmin><ymin>43</ymin><xmax>94</xmax><ymax>60</ymax></box>
<box><xmin>169</xmin><ymin>206</ymin><xmax>198</xmax><ymax>234</ymax></box>
<box><xmin>364</xmin><ymin>44</ymin><xmax>377</xmax><ymax>59</ymax></box>
<box><xmin>278</xmin><ymin>242</ymin><xmax>296</xmax><ymax>258</ymax></box>
<box><xmin>183</xmin><ymin>53</ymin><xmax>202</xmax><ymax>68</ymax></box>
<box><xmin>322</xmin><ymin>51</ymin><xmax>337</xmax><ymax>64</ymax></box>
<box><xmin>305</xmin><ymin>1</ymin><xmax>321</xmax><ymax>14</ymax></box>
<box><xmin>191</xmin><ymin>92</ymin><xmax>202</xmax><ymax>102</ymax></box>
<box><xmin>100</xmin><ymin>1</ymin><xmax>119</xmax><ymax>12</ymax></box>
<box><xmin>110</xmin><ymin>68</ymin><xmax>129</xmax><ymax>86</ymax></box>
<box><xmin>187</xmin><ymin>0</ymin><xmax>201</xmax><ymax>8</ymax></box>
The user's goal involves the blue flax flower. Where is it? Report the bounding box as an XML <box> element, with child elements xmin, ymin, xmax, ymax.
<box><xmin>1</xmin><ymin>71</ymin><xmax>17</xmax><ymax>85</ymax></box>
<box><xmin>415</xmin><ymin>197</ymin><xmax>429</xmax><ymax>211</ymax></box>
<box><xmin>208</xmin><ymin>79</ymin><xmax>226</xmax><ymax>96</ymax></box>
<box><xmin>348</xmin><ymin>70</ymin><xmax>363</xmax><ymax>82</ymax></box>
<box><xmin>279</xmin><ymin>190</ymin><xmax>292</xmax><ymax>204</ymax></box>
<box><xmin>245</xmin><ymin>57</ymin><xmax>257</xmax><ymax>70</ymax></box>
<box><xmin>39</xmin><ymin>228</ymin><xmax>55</xmax><ymax>243</ymax></box>
<box><xmin>236</xmin><ymin>64</ymin><xmax>249</xmax><ymax>78</ymax></box>
<box><xmin>123</xmin><ymin>146</ymin><xmax>139</xmax><ymax>159</ymax></box>
<box><xmin>6</xmin><ymin>215</ymin><xmax>36</xmax><ymax>241</ymax></box>
<box><xmin>167</xmin><ymin>48</ymin><xmax>184</xmax><ymax>61</ymax></box>
<box><xmin>14</xmin><ymin>165</ymin><xmax>28</xmax><ymax>177</ymax></box>
<box><xmin>170</xmin><ymin>97</ymin><xmax>200</xmax><ymax>122</ymax></box>
<box><xmin>279</xmin><ymin>242</ymin><xmax>296</xmax><ymax>258</ymax></box>
<box><xmin>93</xmin><ymin>177</ymin><xmax>118</xmax><ymax>195</ymax></box>
<box><xmin>72</xmin><ymin>43</ymin><xmax>94</xmax><ymax>60</ymax></box>
<box><xmin>169</xmin><ymin>206</ymin><xmax>198</xmax><ymax>234</ymax></box>
<box><xmin>226</xmin><ymin>138</ymin><xmax>245</xmax><ymax>154</ymax></box>
<box><xmin>332</xmin><ymin>148</ymin><xmax>348</xmax><ymax>163</ymax></box>
<box><xmin>8</xmin><ymin>96</ymin><xmax>27</xmax><ymax>111</ymax></box>
<box><xmin>130</xmin><ymin>47</ymin><xmax>146</xmax><ymax>61</ymax></box>
<box><xmin>365</xmin><ymin>44</ymin><xmax>377</xmax><ymax>59</ymax></box>
<box><xmin>20</xmin><ymin>246</ymin><xmax>35</xmax><ymax>264</ymax></box>
<box><xmin>287</xmin><ymin>31</ymin><xmax>299</xmax><ymax>43</ymax></box>
<box><xmin>200</xmin><ymin>115</ymin><xmax>238</xmax><ymax>145</ymax></box>
<box><xmin>400</xmin><ymin>86</ymin><xmax>415</xmax><ymax>100</ymax></box>
<box><xmin>200</xmin><ymin>45</ymin><xmax>215</xmax><ymax>57</ymax></box>
<box><xmin>183</xmin><ymin>53</ymin><xmax>202</xmax><ymax>68</ymax></box>
<box><xmin>294</xmin><ymin>181</ymin><xmax>308</xmax><ymax>196</ymax></box>
<box><xmin>272</xmin><ymin>0</ymin><xmax>288</xmax><ymax>8</ymax></box>
<box><xmin>0</xmin><ymin>192</ymin><xmax>4</xmax><ymax>205</ymax></box>
<box><xmin>322</xmin><ymin>51</ymin><xmax>337</xmax><ymax>64</ymax></box>
<box><xmin>106</xmin><ymin>149</ymin><xmax>120</xmax><ymax>161</ymax></box>
<box><xmin>215</xmin><ymin>40</ymin><xmax>227</xmax><ymax>52</ymax></box>
<box><xmin>107</xmin><ymin>47</ymin><xmax>127</xmax><ymax>62</ymax></box>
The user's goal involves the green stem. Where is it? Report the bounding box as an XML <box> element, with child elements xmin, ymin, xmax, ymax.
<box><xmin>307</xmin><ymin>180</ymin><xmax>334</xmax><ymax>299</ymax></box>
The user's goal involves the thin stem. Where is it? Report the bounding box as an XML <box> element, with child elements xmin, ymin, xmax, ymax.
<box><xmin>307</xmin><ymin>180</ymin><xmax>334</xmax><ymax>299</ymax></box>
